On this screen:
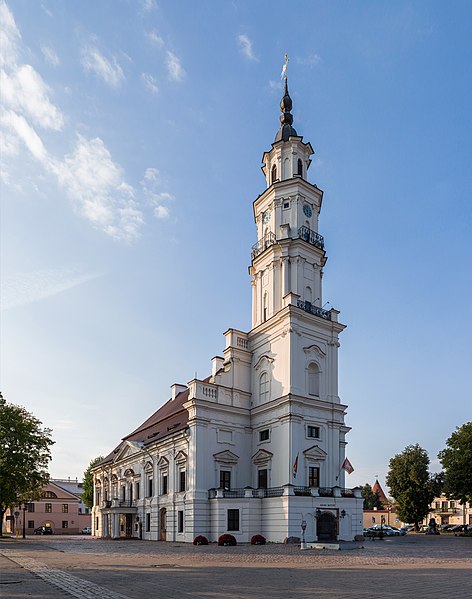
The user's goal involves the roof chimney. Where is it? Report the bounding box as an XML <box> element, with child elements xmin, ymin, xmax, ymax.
<box><xmin>211</xmin><ymin>356</ymin><xmax>225</xmax><ymax>377</ymax></box>
<box><xmin>171</xmin><ymin>383</ymin><xmax>187</xmax><ymax>400</ymax></box>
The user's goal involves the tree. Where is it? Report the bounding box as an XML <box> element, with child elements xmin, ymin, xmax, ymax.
<box><xmin>386</xmin><ymin>443</ymin><xmax>440</xmax><ymax>531</ymax></box>
<box><xmin>82</xmin><ymin>456</ymin><xmax>104</xmax><ymax>509</ymax></box>
<box><xmin>438</xmin><ymin>422</ymin><xmax>472</xmax><ymax>518</ymax></box>
<box><xmin>360</xmin><ymin>483</ymin><xmax>384</xmax><ymax>510</ymax></box>
<box><xmin>0</xmin><ymin>393</ymin><xmax>54</xmax><ymax>530</ymax></box>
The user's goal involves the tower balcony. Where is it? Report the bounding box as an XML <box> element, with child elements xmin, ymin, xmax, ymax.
<box><xmin>297</xmin><ymin>300</ymin><xmax>331</xmax><ymax>321</ymax></box>
<box><xmin>251</xmin><ymin>232</ymin><xmax>277</xmax><ymax>260</ymax></box>
<box><xmin>298</xmin><ymin>226</ymin><xmax>324</xmax><ymax>250</ymax></box>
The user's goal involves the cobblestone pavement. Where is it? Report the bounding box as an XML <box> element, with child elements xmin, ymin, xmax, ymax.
<box><xmin>1</xmin><ymin>534</ymin><xmax>471</xmax><ymax>599</ymax></box>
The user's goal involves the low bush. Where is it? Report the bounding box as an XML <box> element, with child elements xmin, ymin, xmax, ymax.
<box><xmin>251</xmin><ymin>534</ymin><xmax>266</xmax><ymax>545</ymax></box>
<box><xmin>218</xmin><ymin>533</ymin><xmax>237</xmax><ymax>546</ymax></box>
<box><xmin>193</xmin><ymin>535</ymin><xmax>208</xmax><ymax>545</ymax></box>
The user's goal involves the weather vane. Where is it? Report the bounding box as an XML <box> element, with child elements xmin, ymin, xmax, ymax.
<box><xmin>280</xmin><ymin>53</ymin><xmax>289</xmax><ymax>80</ymax></box>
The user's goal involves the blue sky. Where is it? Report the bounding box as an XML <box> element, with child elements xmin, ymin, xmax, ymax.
<box><xmin>1</xmin><ymin>0</ymin><xmax>471</xmax><ymax>493</ymax></box>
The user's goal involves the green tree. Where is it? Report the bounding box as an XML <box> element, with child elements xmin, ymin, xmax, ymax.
<box><xmin>82</xmin><ymin>456</ymin><xmax>104</xmax><ymax>509</ymax></box>
<box><xmin>386</xmin><ymin>443</ymin><xmax>439</xmax><ymax>531</ymax></box>
<box><xmin>0</xmin><ymin>393</ymin><xmax>54</xmax><ymax>530</ymax></box>
<box><xmin>360</xmin><ymin>483</ymin><xmax>384</xmax><ymax>510</ymax></box>
<box><xmin>438</xmin><ymin>422</ymin><xmax>472</xmax><ymax>521</ymax></box>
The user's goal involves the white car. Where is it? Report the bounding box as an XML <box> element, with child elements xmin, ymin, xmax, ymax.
<box><xmin>81</xmin><ymin>527</ymin><xmax>92</xmax><ymax>535</ymax></box>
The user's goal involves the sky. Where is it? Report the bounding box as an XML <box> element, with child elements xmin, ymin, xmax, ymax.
<box><xmin>1</xmin><ymin>0</ymin><xmax>471</xmax><ymax>494</ymax></box>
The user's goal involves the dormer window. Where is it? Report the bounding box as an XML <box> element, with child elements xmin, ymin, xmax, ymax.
<box><xmin>271</xmin><ymin>165</ymin><xmax>277</xmax><ymax>183</ymax></box>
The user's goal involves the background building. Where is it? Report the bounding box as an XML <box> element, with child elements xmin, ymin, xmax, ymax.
<box><xmin>92</xmin><ymin>80</ymin><xmax>363</xmax><ymax>544</ymax></box>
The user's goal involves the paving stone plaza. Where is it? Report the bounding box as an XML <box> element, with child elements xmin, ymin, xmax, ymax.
<box><xmin>1</xmin><ymin>534</ymin><xmax>471</xmax><ymax>598</ymax></box>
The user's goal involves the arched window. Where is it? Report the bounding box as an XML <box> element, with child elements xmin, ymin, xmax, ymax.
<box><xmin>271</xmin><ymin>165</ymin><xmax>277</xmax><ymax>183</ymax></box>
<box><xmin>305</xmin><ymin>286</ymin><xmax>312</xmax><ymax>303</ymax></box>
<box><xmin>260</xmin><ymin>372</ymin><xmax>269</xmax><ymax>402</ymax></box>
<box><xmin>263</xmin><ymin>292</ymin><xmax>268</xmax><ymax>322</ymax></box>
<box><xmin>297</xmin><ymin>158</ymin><xmax>303</xmax><ymax>176</ymax></box>
<box><xmin>308</xmin><ymin>363</ymin><xmax>320</xmax><ymax>396</ymax></box>
<box><xmin>283</xmin><ymin>156</ymin><xmax>290</xmax><ymax>179</ymax></box>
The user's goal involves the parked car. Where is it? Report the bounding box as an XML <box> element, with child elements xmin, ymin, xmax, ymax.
<box><xmin>34</xmin><ymin>526</ymin><xmax>53</xmax><ymax>535</ymax></box>
<box><xmin>81</xmin><ymin>527</ymin><xmax>92</xmax><ymax>535</ymax></box>
<box><xmin>389</xmin><ymin>526</ymin><xmax>406</xmax><ymax>536</ymax></box>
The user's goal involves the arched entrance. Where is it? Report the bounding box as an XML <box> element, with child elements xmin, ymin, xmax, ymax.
<box><xmin>159</xmin><ymin>508</ymin><xmax>167</xmax><ymax>541</ymax></box>
<box><xmin>317</xmin><ymin>512</ymin><xmax>337</xmax><ymax>542</ymax></box>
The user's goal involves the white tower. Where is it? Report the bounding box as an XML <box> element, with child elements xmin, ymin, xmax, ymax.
<box><xmin>248</xmin><ymin>78</ymin><xmax>350</xmax><ymax>490</ymax></box>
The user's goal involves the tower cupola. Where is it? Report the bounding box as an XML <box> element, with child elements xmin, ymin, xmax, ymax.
<box><xmin>274</xmin><ymin>78</ymin><xmax>297</xmax><ymax>142</ymax></box>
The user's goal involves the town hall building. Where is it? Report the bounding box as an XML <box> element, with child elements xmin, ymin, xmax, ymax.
<box><xmin>92</xmin><ymin>79</ymin><xmax>363</xmax><ymax>544</ymax></box>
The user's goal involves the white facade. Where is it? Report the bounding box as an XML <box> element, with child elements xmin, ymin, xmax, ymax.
<box><xmin>92</xmin><ymin>80</ymin><xmax>363</xmax><ymax>544</ymax></box>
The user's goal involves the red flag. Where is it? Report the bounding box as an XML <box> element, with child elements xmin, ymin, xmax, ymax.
<box><xmin>341</xmin><ymin>457</ymin><xmax>354</xmax><ymax>474</ymax></box>
<box><xmin>293</xmin><ymin>453</ymin><xmax>299</xmax><ymax>479</ymax></box>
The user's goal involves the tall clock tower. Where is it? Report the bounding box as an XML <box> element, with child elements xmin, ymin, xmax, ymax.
<box><xmin>248</xmin><ymin>78</ymin><xmax>349</xmax><ymax>490</ymax></box>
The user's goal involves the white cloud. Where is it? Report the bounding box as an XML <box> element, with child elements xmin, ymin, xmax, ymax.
<box><xmin>1</xmin><ymin>109</ymin><xmax>48</xmax><ymax>161</ymax></box>
<box><xmin>237</xmin><ymin>34</ymin><xmax>257</xmax><ymax>61</ymax></box>
<box><xmin>154</xmin><ymin>205</ymin><xmax>170</xmax><ymax>219</ymax></box>
<box><xmin>0</xmin><ymin>1</ymin><xmax>21</xmax><ymax>67</ymax></box>
<box><xmin>145</xmin><ymin>30</ymin><xmax>164</xmax><ymax>48</ymax></box>
<box><xmin>142</xmin><ymin>72</ymin><xmax>159</xmax><ymax>94</ymax></box>
<box><xmin>1</xmin><ymin>266</ymin><xmax>101</xmax><ymax>310</ymax></box>
<box><xmin>144</xmin><ymin>167</ymin><xmax>160</xmax><ymax>182</ymax></box>
<box><xmin>1</xmin><ymin>65</ymin><xmax>64</xmax><ymax>130</ymax></box>
<box><xmin>140</xmin><ymin>0</ymin><xmax>156</xmax><ymax>12</ymax></box>
<box><xmin>80</xmin><ymin>46</ymin><xmax>124</xmax><ymax>88</ymax></box>
<box><xmin>166</xmin><ymin>50</ymin><xmax>185</xmax><ymax>81</ymax></box>
<box><xmin>41</xmin><ymin>45</ymin><xmax>60</xmax><ymax>66</ymax></box>
<box><xmin>53</xmin><ymin>135</ymin><xmax>144</xmax><ymax>241</ymax></box>
<box><xmin>297</xmin><ymin>53</ymin><xmax>321</xmax><ymax>67</ymax></box>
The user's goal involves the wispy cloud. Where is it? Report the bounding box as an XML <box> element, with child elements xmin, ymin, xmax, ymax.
<box><xmin>41</xmin><ymin>45</ymin><xmax>60</xmax><ymax>66</ymax></box>
<box><xmin>140</xmin><ymin>0</ymin><xmax>156</xmax><ymax>13</ymax></box>
<box><xmin>141</xmin><ymin>167</ymin><xmax>175</xmax><ymax>219</ymax></box>
<box><xmin>297</xmin><ymin>53</ymin><xmax>321</xmax><ymax>67</ymax></box>
<box><xmin>237</xmin><ymin>34</ymin><xmax>258</xmax><ymax>61</ymax></box>
<box><xmin>1</xmin><ymin>266</ymin><xmax>102</xmax><ymax>311</ymax></box>
<box><xmin>141</xmin><ymin>72</ymin><xmax>159</xmax><ymax>94</ymax></box>
<box><xmin>166</xmin><ymin>50</ymin><xmax>185</xmax><ymax>81</ymax></box>
<box><xmin>145</xmin><ymin>30</ymin><xmax>164</xmax><ymax>49</ymax></box>
<box><xmin>80</xmin><ymin>45</ymin><xmax>124</xmax><ymax>88</ymax></box>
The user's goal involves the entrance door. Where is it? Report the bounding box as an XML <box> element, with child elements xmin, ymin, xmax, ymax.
<box><xmin>125</xmin><ymin>514</ymin><xmax>132</xmax><ymax>537</ymax></box>
<box><xmin>159</xmin><ymin>508</ymin><xmax>167</xmax><ymax>541</ymax></box>
<box><xmin>317</xmin><ymin>512</ymin><xmax>337</xmax><ymax>542</ymax></box>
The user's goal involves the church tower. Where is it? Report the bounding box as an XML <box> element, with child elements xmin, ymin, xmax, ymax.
<box><xmin>248</xmin><ymin>78</ymin><xmax>350</xmax><ymax>490</ymax></box>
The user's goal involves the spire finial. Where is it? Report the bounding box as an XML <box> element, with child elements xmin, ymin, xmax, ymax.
<box><xmin>274</xmin><ymin>54</ymin><xmax>297</xmax><ymax>142</ymax></box>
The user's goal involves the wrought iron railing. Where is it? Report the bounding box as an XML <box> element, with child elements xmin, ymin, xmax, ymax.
<box><xmin>294</xmin><ymin>486</ymin><xmax>312</xmax><ymax>496</ymax></box>
<box><xmin>262</xmin><ymin>487</ymin><xmax>284</xmax><ymax>498</ymax></box>
<box><xmin>208</xmin><ymin>488</ymin><xmax>246</xmax><ymax>499</ymax></box>
<box><xmin>298</xmin><ymin>226</ymin><xmax>324</xmax><ymax>250</ymax></box>
<box><xmin>297</xmin><ymin>300</ymin><xmax>331</xmax><ymax>320</ymax></box>
<box><xmin>341</xmin><ymin>489</ymin><xmax>355</xmax><ymax>497</ymax></box>
<box><xmin>432</xmin><ymin>507</ymin><xmax>458</xmax><ymax>514</ymax></box>
<box><xmin>318</xmin><ymin>487</ymin><xmax>334</xmax><ymax>497</ymax></box>
<box><xmin>251</xmin><ymin>232</ymin><xmax>277</xmax><ymax>260</ymax></box>
<box><xmin>118</xmin><ymin>500</ymin><xmax>136</xmax><ymax>508</ymax></box>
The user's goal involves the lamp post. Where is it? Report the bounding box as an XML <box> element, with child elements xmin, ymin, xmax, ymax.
<box><xmin>379</xmin><ymin>515</ymin><xmax>385</xmax><ymax>540</ymax></box>
<box><xmin>300</xmin><ymin>519</ymin><xmax>307</xmax><ymax>550</ymax></box>
<box><xmin>22</xmin><ymin>503</ymin><xmax>27</xmax><ymax>539</ymax></box>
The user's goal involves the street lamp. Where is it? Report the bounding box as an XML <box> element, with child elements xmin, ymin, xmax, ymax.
<box><xmin>22</xmin><ymin>503</ymin><xmax>27</xmax><ymax>539</ymax></box>
<box><xmin>300</xmin><ymin>519</ymin><xmax>307</xmax><ymax>549</ymax></box>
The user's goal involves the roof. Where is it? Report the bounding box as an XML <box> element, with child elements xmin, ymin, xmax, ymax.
<box><xmin>372</xmin><ymin>479</ymin><xmax>389</xmax><ymax>504</ymax></box>
<box><xmin>97</xmin><ymin>385</ymin><xmax>193</xmax><ymax>467</ymax></box>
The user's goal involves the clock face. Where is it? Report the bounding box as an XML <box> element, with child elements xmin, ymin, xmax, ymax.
<box><xmin>303</xmin><ymin>204</ymin><xmax>312</xmax><ymax>218</ymax></box>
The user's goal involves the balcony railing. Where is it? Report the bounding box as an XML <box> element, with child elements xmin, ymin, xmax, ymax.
<box><xmin>297</xmin><ymin>300</ymin><xmax>331</xmax><ymax>321</ymax></box>
<box><xmin>432</xmin><ymin>507</ymin><xmax>458</xmax><ymax>514</ymax></box>
<box><xmin>208</xmin><ymin>486</ymin><xmax>356</xmax><ymax>499</ymax></box>
<box><xmin>298</xmin><ymin>226</ymin><xmax>324</xmax><ymax>250</ymax></box>
<box><xmin>318</xmin><ymin>487</ymin><xmax>334</xmax><ymax>497</ymax></box>
<box><xmin>251</xmin><ymin>232</ymin><xmax>277</xmax><ymax>260</ymax></box>
<box><xmin>294</xmin><ymin>486</ymin><xmax>312</xmax><ymax>496</ymax></box>
<box><xmin>119</xmin><ymin>500</ymin><xmax>136</xmax><ymax>508</ymax></box>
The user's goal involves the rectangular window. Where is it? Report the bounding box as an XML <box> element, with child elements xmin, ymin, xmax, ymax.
<box><xmin>435</xmin><ymin>501</ymin><xmax>440</xmax><ymax>509</ymax></box>
<box><xmin>148</xmin><ymin>478</ymin><xmax>153</xmax><ymax>497</ymax></box>
<box><xmin>178</xmin><ymin>510</ymin><xmax>184</xmax><ymax>533</ymax></box>
<box><xmin>135</xmin><ymin>482</ymin><xmax>140</xmax><ymax>500</ymax></box>
<box><xmin>96</xmin><ymin>491</ymin><xmax>101</xmax><ymax>505</ymax></box>
<box><xmin>441</xmin><ymin>501</ymin><xmax>448</xmax><ymax>509</ymax></box>
<box><xmin>45</xmin><ymin>503</ymin><xmax>52</xmax><ymax>513</ymax></box>
<box><xmin>162</xmin><ymin>474</ymin><xmax>168</xmax><ymax>495</ymax></box>
<box><xmin>307</xmin><ymin>425</ymin><xmax>320</xmax><ymax>439</ymax></box>
<box><xmin>96</xmin><ymin>517</ymin><xmax>99</xmax><ymax>530</ymax></box>
<box><xmin>227</xmin><ymin>509</ymin><xmax>239</xmax><ymax>532</ymax></box>
<box><xmin>146</xmin><ymin>513</ymin><xmax>151</xmax><ymax>532</ymax></box>
<box><xmin>220</xmin><ymin>470</ymin><xmax>231</xmax><ymax>491</ymax></box>
<box><xmin>28</xmin><ymin>520</ymin><xmax>34</xmax><ymax>529</ymax></box>
<box><xmin>308</xmin><ymin>466</ymin><xmax>320</xmax><ymax>488</ymax></box>
<box><xmin>62</xmin><ymin>504</ymin><xmax>68</xmax><ymax>513</ymax></box>
<box><xmin>62</xmin><ymin>521</ymin><xmax>68</xmax><ymax>529</ymax></box>
<box><xmin>283</xmin><ymin>201</ymin><xmax>290</xmax><ymax>209</ymax></box>
<box><xmin>259</xmin><ymin>429</ymin><xmax>270</xmax><ymax>442</ymax></box>
<box><xmin>179</xmin><ymin>471</ymin><xmax>186</xmax><ymax>493</ymax></box>
<box><xmin>450</xmin><ymin>501</ymin><xmax>455</xmax><ymax>508</ymax></box>
<box><xmin>122</xmin><ymin>486</ymin><xmax>126</xmax><ymax>501</ymax></box>
<box><xmin>27</xmin><ymin>503</ymin><xmax>35</xmax><ymax>512</ymax></box>
<box><xmin>258</xmin><ymin>469</ymin><xmax>268</xmax><ymax>489</ymax></box>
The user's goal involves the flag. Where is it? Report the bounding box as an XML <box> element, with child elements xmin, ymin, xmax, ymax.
<box><xmin>341</xmin><ymin>457</ymin><xmax>354</xmax><ymax>474</ymax></box>
<box><xmin>293</xmin><ymin>452</ymin><xmax>299</xmax><ymax>479</ymax></box>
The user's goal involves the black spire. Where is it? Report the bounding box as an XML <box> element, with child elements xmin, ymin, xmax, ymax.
<box><xmin>274</xmin><ymin>78</ymin><xmax>297</xmax><ymax>142</ymax></box>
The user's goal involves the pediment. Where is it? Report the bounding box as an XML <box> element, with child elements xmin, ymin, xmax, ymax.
<box><xmin>213</xmin><ymin>450</ymin><xmax>239</xmax><ymax>464</ymax></box>
<box><xmin>144</xmin><ymin>461</ymin><xmax>153</xmax><ymax>472</ymax></box>
<box><xmin>175</xmin><ymin>450</ymin><xmax>188</xmax><ymax>464</ymax></box>
<box><xmin>252</xmin><ymin>449</ymin><xmax>273</xmax><ymax>465</ymax></box>
<box><xmin>157</xmin><ymin>456</ymin><xmax>169</xmax><ymax>468</ymax></box>
<box><xmin>303</xmin><ymin>445</ymin><xmax>327</xmax><ymax>460</ymax></box>
<box><xmin>254</xmin><ymin>354</ymin><xmax>274</xmax><ymax>371</ymax></box>
<box><xmin>303</xmin><ymin>344</ymin><xmax>326</xmax><ymax>358</ymax></box>
<box><xmin>113</xmin><ymin>443</ymin><xmax>133</xmax><ymax>463</ymax></box>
